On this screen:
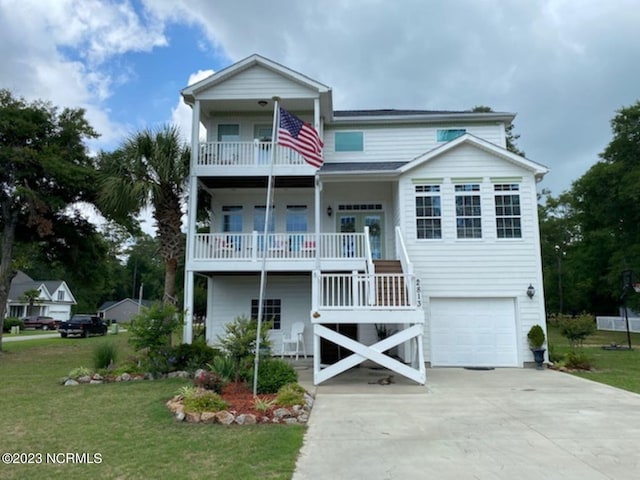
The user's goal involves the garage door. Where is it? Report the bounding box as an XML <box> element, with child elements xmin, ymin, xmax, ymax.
<box><xmin>430</xmin><ymin>298</ymin><xmax>518</xmax><ymax>367</ymax></box>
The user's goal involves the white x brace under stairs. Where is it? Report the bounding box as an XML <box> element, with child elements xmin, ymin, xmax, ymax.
<box><xmin>309</xmin><ymin>228</ymin><xmax>425</xmax><ymax>385</ymax></box>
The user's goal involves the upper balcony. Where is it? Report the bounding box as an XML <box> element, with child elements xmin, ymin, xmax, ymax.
<box><xmin>194</xmin><ymin>141</ymin><xmax>318</xmax><ymax>177</ymax></box>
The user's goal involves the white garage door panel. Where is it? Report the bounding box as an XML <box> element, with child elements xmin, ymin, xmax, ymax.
<box><xmin>431</xmin><ymin>298</ymin><xmax>518</xmax><ymax>367</ymax></box>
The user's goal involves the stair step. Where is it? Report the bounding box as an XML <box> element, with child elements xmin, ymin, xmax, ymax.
<box><xmin>373</xmin><ymin>260</ymin><xmax>403</xmax><ymax>274</ymax></box>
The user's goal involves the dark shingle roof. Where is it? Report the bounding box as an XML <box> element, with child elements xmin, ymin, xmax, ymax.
<box><xmin>334</xmin><ymin>109</ymin><xmax>472</xmax><ymax>117</ymax></box>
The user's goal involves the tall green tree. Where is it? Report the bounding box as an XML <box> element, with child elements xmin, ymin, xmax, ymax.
<box><xmin>0</xmin><ymin>90</ymin><xmax>98</xmax><ymax>349</ymax></box>
<box><xmin>568</xmin><ymin>101</ymin><xmax>640</xmax><ymax>313</ymax></box>
<box><xmin>471</xmin><ymin>105</ymin><xmax>525</xmax><ymax>156</ymax></box>
<box><xmin>97</xmin><ymin>125</ymin><xmax>190</xmax><ymax>305</ymax></box>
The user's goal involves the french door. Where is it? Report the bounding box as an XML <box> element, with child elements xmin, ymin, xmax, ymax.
<box><xmin>338</xmin><ymin>213</ymin><xmax>384</xmax><ymax>259</ymax></box>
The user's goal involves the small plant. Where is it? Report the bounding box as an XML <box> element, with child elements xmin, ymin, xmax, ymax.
<box><xmin>527</xmin><ymin>325</ymin><xmax>546</xmax><ymax>350</ymax></box>
<box><xmin>374</xmin><ymin>324</ymin><xmax>395</xmax><ymax>340</ymax></box>
<box><xmin>177</xmin><ymin>385</ymin><xmax>198</xmax><ymax>398</ymax></box>
<box><xmin>93</xmin><ymin>340</ymin><xmax>119</xmax><ymax>370</ymax></box>
<box><xmin>128</xmin><ymin>302</ymin><xmax>182</xmax><ymax>352</ymax></box>
<box><xmin>548</xmin><ymin>343</ymin><xmax>564</xmax><ymax>364</ymax></box>
<box><xmin>216</xmin><ymin>316</ymin><xmax>272</xmax><ymax>382</ymax></box>
<box><xmin>253</xmin><ymin>396</ymin><xmax>277</xmax><ymax>413</ymax></box>
<box><xmin>208</xmin><ymin>355</ymin><xmax>237</xmax><ymax>383</ymax></box>
<box><xmin>254</xmin><ymin>359</ymin><xmax>298</xmax><ymax>394</ymax></box>
<box><xmin>559</xmin><ymin>314</ymin><xmax>596</xmax><ymax>348</ymax></box>
<box><xmin>68</xmin><ymin>366</ymin><xmax>92</xmax><ymax>379</ymax></box>
<box><xmin>564</xmin><ymin>350</ymin><xmax>593</xmax><ymax>370</ymax></box>
<box><xmin>193</xmin><ymin>370</ymin><xmax>226</xmax><ymax>394</ymax></box>
<box><xmin>275</xmin><ymin>383</ymin><xmax>306</xmax><ymax>407</ymax></box>
<box><xmin>182</xmin><ymin>390</ymin><xmax>229</xmax><ymax>413</ymax></box>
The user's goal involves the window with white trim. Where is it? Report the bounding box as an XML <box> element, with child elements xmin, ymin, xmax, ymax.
<box><xmin>251</xmin><ymin>299</ymin><xmax>281</xmax><ymax>330</ymax></box>
<box><xmin>57</xmin><ymin>291</ymin><xmax>65</xmax><ymax>301</ymax></box>
<box><xmin>415</xmin><ymin>185</ymin><xmax>441</xmax><ymax>239</ymax></box>
<box><xmin>437</xmin><ymin>129</ymin><xmax>466</xmax><ymax>142</ymax></box>
<box><xmin>455</xmin><ymin>184</ymin><xmax>482</xmax><ymax>239</ymax></box>
<box><xmin>494</xmin><ymin>184</ymin><xmax>522</xmax><ymax>238</ymax></box>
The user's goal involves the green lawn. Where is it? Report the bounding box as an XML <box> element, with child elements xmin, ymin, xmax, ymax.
<box><xmin>0</xmin><ymin>333</ymin><xmax>304</xmax><ymax>480</ymax></box>
<box><xmin>547</xmin><ymin>324</ymin><xmax>640</xmax><ymax>394</ymax></box>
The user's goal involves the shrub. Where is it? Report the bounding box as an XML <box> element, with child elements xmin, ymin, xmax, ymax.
<box><xmin>3</xmin><ymin>318</ymin><xmax>24</xmax><ymax>332</ymax></box>
<box><xmin>276</xmin><ymin>383</ymin><xmax>306</xmax><ymax>407</ymax></box>
<box><xmin>527</xmin><ymin>325</ymin><xmax>546</xmax><ymax>350</ymax></box>
<box><xmin>565</xmin><ymin>350</ymin><xmax>593</xmax><ymax>370</ymax></box>
<box><xmin>548</xmin><ymin>344</ymin><xmax>564</xmax><ymax>364</ymax></box>
<box><xmin>253</xmin><ymin>396</ymin><xmax>277</xmax><ymax>412</ymax></box>
<box><xmin>254</xmin><ymin>359</ymin><xmax>298</xmax><ymax>394</ymax></box>
<box><xmin>559</xmin><ymin>314</ymin><xmax>596</xmax><ymax>348</ymax></box>
<box><xmin>216</xmin><ymin>316</ymin><xmax>272</xmax><ymax>381</ymax></box>
<box><xmin>171</xmin><ymin>341</ymin><xmax>219</xmax><ymax>371</ymax></box>
<box><xmin>182</xmin><ymin>390</ymin><xmax>229</xmax><ymax>413</ymax></box>
<box><xmin>193</xmin><ymin>370</ymin><xmax>226</xmax><ymax>394</ymax></box>
<box><xmin>208</xmin><ymin>355</ymin><xmax>237</xmax><ymax>383</ymax></box>
<box><xmin>93</xmin><ymin>341</ymin><xmax>119</xmax><ymax>370</ymax></box>
<box><xmin>128</xmin><ymin>302</ymin><xmax>182</xmax><ymax>352</ymax></box>
<box><xmin>68</xmin><ymin>366</ymin><xmax>92</xmax><ymax>379</ymax></box>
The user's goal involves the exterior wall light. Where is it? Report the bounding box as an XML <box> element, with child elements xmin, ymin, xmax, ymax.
<box><xmin>258</xmin><ymin>100</ymin><xmax>268</xmax><ymax>107</ymax></box>
<box><xmin>527</xmin><ymin>284</ymin><xmax>535</xmax><ymax>299</ymax></box>
<box><xmin>327</xmin><ymin>206</ymin><xmax>333</xmax><ymax>217</ymax></box>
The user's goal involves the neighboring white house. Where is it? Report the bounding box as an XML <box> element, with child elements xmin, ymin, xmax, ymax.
<box><xmin>180</xmin><ymin>54</ymin><xmax>549</xmax><ymax>384</ymax></box>
<box><xmin>6</xmin><ymin>271</ymin><xmax>77</xmax><ymax>322</ymax></box>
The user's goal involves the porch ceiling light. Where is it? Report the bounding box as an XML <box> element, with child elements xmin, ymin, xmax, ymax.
<box><xmin>258</xmin><ymin>100</ymin><xmax>268</xmax><ymax>107</ymax></box>
<box><xmin>527</xmin><ymin>284</ymin><xmax>535</xmax><ymax>299</ymax></box>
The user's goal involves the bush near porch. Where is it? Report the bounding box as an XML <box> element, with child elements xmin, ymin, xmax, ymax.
<box><xmin>0</xmin><ymin>333</ymin><xmax>304</xmax><ymax>480</ymax></box>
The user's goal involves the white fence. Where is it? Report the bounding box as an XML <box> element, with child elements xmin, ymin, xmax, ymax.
<box><xmin>596</xmin><ymin>316</ymin><xmax>640</xmax><ymax>333</ymax></box>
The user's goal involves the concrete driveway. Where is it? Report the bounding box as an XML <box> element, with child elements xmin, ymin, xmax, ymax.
<box><xmin>293</xmin><ymin>367</ymin><xmax>640</xmax><ymax>480</ymax></box>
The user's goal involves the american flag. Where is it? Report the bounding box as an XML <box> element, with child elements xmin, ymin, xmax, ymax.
<box><xmin>277</xmin><ymin>107</ymin><xmax>324</xmax><ymax>168</ymax></box>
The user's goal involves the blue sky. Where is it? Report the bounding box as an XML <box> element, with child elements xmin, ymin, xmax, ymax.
<box><xmin>1</xmin><ymin>0</ymin><xmax>639</xmax><ymax>199</ymax></box>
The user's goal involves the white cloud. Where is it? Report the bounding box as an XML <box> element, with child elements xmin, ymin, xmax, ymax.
<box><xmin>170</xmin><ymin>69</ymin><xmax>214</xmax><ymax>142</ymax></box>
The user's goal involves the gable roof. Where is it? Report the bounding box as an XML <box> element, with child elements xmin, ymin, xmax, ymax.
<box><xmin>181</xmin><ymin>53</ymin><xmax>331</xmax><ymax>104</ymax></box>
<box><xmin>399</xmin><ymin>133</ymin><xmax>549</xmax><ymax>180</ymax></box>
<box><xmin>8</xmin><ymin>271</ymin><xmax>77</xmax><ymax>305</ymax></box>
<box><xmin>98</xmin><ymin>298</ymin><xmax>154</xmax><ymax>312</ymax></box>
<box><xmin>331</xmin><ymin>109</ymin><xmax>515</xmax><ymax>125</ymax></box>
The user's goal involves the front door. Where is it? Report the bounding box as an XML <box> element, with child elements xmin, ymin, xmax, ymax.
<box><xmin>338</xmin><ymin>213</ymin><xmax>384</xmax><ymax>259</ymax></box>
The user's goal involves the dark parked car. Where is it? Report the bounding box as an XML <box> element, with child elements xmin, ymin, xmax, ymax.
<box><xmin>59</xmin><ymin>315</ymin><xmax>108</xmax><ymax>338</ymax></box>
<box><xmin>21</xmin><ymin>315</ymin><xmax>59</xmax><ymax>330</ymax></box>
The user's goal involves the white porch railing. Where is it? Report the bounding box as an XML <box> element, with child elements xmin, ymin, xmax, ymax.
<box><xmin>198</xmin><ymin>141</ymin><xmax>306</xmax><ymax>166</ymax></box>
<box><xmin>318</xmin><ymin>272</ymin><xmax>416</xmax><ymax>309</ymax></box>
<box><xmin>193</xmin><ymin>232</ymin><xmax>366</xmax><ymax>261</ymax></box>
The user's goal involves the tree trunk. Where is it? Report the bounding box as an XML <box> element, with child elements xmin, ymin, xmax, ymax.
<box><xmin>163</xmin><ymin>257</ymin><xmax>178</xmax><ymax>305</ymax></box>
<box><xmin>0</xmin><ymin>210</ymin><xmax>18</xmax><ymax>352</ymax></box>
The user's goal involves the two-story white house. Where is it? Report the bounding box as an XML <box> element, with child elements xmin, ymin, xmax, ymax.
<box><xmin>180</xmin><ymin>54</ymin><xmax>548</xmax><ymax>385</ymax></box>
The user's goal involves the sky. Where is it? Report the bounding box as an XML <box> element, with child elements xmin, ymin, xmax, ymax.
<box><xmin>1</xmin><ymin>0</ymin><xmax>639</xmax><ymax>204</ymax></box>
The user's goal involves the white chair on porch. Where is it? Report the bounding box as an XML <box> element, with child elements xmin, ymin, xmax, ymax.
<box><xmin>281</xmin><ymin>322</ymin><xmax>307</xmax><ymax>360</ymax></box>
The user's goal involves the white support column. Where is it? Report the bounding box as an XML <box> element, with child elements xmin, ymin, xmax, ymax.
<box><xmin>206</xmin><ymin>276</ymin><xmax>215</xmax><ymax>345</ymax></box>
<box><xmin>182</xmin><ymin>99</ymin><xmax>201</xmax><ymax>345</ymax></box>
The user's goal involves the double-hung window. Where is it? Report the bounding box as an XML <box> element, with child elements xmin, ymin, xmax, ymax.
<box><xmin>415</xmin><ymin>185</ymin><xmax>442</xmax><ymax>239</ymax></box>
<box><xmin>455</xmin><ymin>184</ymin><xmax>482</xmax><ymax>239</ymax></box>
<box><xmin>251</xmin><ymin>299</ymin><xmax>281</xmax><ymax>330</ymax></box>
<box><xmin>494</xmin><ymin>184</ymin><xmax>522</xmax><ymax>238</ymax></box>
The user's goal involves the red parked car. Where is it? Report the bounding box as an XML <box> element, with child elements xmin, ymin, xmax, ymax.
<box><xmin>21</xmin><ymin>315</ymin><xmax>59</xmax><ymax>330</ymax></box>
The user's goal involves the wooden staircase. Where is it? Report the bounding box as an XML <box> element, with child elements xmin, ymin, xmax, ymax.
<box><xmin>372</xmin><ymin>260</ymin><xmax>408</xmax><ymax>306</ymax></box>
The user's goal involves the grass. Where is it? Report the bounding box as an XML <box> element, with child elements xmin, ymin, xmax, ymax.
<box><xmin>0</xmin><ymin>333</ymin><xmax>304</xmax><ymax>480</ymax></box>
<box><xmin>547</xmin><ymin>324</ymin><xmax>640</xmax><ymax>394</ymax></box>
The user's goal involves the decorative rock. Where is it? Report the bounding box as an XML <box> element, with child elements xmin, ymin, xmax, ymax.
<box><xmin>168</xmin><ymin>370</ymin><xmax>190</xmax><ymax>379</ymax></box>
<box><xmin>59</xmin><ymin>377</ymin><xmax>70</xmax><ymax>385</ymax></box>
<box><xmin>273</xmin><ymin>407</ymin><xmax>292</xmax><ymax>420</ymax></box>
<box><xmin>64</xmin><ymin>379</ymin><xmax>79</xmax><ymax>386</ymax></box>
<box><xmin>235</xmin><ymin>414</ymin><xmax>257</xmax><ymax>425</ymax></box>
<box><xmin>89</xmin><ymin>380</ymin><xmax>103</xmax><ymax>385</ymax></box>
<box><xmin>215</xmin><ymin>410</ymin><xmax>235</xmax><ymax>425</ymax></box>
<box><xmin>201</xmin><ymin>412</ymin><xmax>217</xmax><ymax>424</ymax></box>
<box><xmin>304</xmin><ymin>393</ymin><xmax>314</xmax><ymax>408</ymax></box>
<box><xmin>132</xmin><ymin>375</ymin><xmax>143</xmax><ymax>381</ymax></box>
<box><xmin>120</xmin><ymin>373</ymin><xmax>131</xmax><ymax>382</ymax></box>
<box><xmin>185</xmin><ymin>411</ymin><xmax>201</xmax><ymax>423</ymax></box>
<box><xmin>175</xmin><ymin>411</ymin><xmax>185</xmax><ymax>422</ymax></box>
<box><xmin>194</xmin><ymin>368</ymin><xmax>205</xmax><ymax>379</ymax></box>
<box><xmin>77</xmin><ymin>375</ymin><xmax>91</xmax><ymax>384</ymax></box>
<box><xmin>91</xmin><ymin>373</ymin><xmax>103</xmax><ymax>381</ymax></box>
<box><xmin>283</xmin><ymin>417</ymin><xmax>298</xmax><ymax>425</ymax></box>
<box><xmin>297</xmin><ymin>414</ymin><xmax>309</xmax><ymax>423</ymax></box>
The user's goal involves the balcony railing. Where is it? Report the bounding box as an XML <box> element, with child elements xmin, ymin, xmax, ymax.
<box><xmin>317</xmin><ymin>272</ymin><xmax>417</xmax><ymax>309</ymax></box>
<box><xmin>198</xmin><ymin>141</ymin><xmax>306</xmax><ymax>167</ymax></box>
<box><xmin>193</xmin><ymin>232</ymin><xmax>367</xmax><ymax>261</ymax></box>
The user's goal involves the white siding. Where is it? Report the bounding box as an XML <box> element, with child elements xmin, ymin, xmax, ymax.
<box><xmin>324</xmin><ymin>124</ymin><xmax>506</xmax><ymax>164</ymax></box>
<box><xmin>207</xmin><ymin>274</ymin><xmax>312</xmax><ymax>354</ymax></box>
<box><xmin>198</xmin><ymin>65</ymin><xmax>317</xmax><ymax>100</ymax></box>
<box><xmin>398</xmin><ymin>143</ymin><xmax>546</xmax><ymax>364</ymax></box>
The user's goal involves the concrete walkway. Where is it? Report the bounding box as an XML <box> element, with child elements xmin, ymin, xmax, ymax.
<box><xmin>293</xmin><ymin>366</ymin><xmax>640</xmax><ymax>480</ymax></box>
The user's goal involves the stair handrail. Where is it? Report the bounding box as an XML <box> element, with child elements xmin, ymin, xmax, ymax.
<box><xmin>395</xmin><ymin>226</ymin><xmax>416</xmax><ymax>306</ymax></box>
<box><xmin>363</xmin><ymin>226</ymin><xmax>376</xmax><ymax>305</ymax></box>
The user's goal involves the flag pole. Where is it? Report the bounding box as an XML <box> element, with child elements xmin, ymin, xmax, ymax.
<box><xmin>253</xmin><ymin>97</ymin><xmax>280</xmax><ymax>396</ymax></box>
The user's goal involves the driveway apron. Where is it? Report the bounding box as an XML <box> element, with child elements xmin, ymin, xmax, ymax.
<box><xmin>293</xmin><ymin>367</ymin><xmax>640</xmax><ymax>480</ymax></box>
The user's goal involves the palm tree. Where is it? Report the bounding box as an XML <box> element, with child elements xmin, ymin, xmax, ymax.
<box><xmin>98</xmin><ymin>125</ymin><xmax>190</xmax><ymax>304</ymax></box>
<box><xmin>20</xmin><ymin>288</ymin><xmax>41</xmax><ymax>316</ymax></box>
